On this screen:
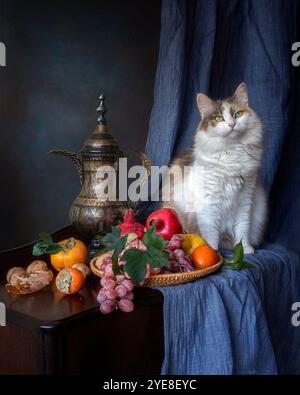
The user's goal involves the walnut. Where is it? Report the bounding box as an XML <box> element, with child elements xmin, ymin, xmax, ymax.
<box><xmin>26</xmin><ymin>260</ymin><xmax>48</xmax><ymax>274</ymax></box>
<box><xmin>6</xmin><ymin>266</ymin><xmax>54</xmax><ymax>294</ymax></box>
<box><xmin>6</xmin><ymin>267</ymin><xmax>26</xmax><ymax>286</ymax></box>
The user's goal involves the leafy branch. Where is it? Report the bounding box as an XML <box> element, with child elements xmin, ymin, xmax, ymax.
<box><xmin>32</xmin><ymin>233</ymin><xmax>65</xmax><ymax>256</ymax></box>
<box><xmin>223</xmin><ymin>241</ymin><xmax>253</xmax><ymax>270</ymax></box>
<box><xmin>95</xmin><ymin>227</ymin><xmax>128</xmax><ymax>274</ymax></box>
<box><xmin>94</xmin><ymin>226</ymin><xmax>169</xmax><ymax>285</ymax></box>
<box><xmin>122</xmin><ymin>227</ymin><xmax>169</xmax><ymax>284</ymax></box>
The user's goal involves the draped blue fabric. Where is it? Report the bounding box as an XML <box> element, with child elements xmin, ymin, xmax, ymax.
<box><xmin>145</xmin><ymin>0</ymin><xmax>300</xmax><ymax>374</ymax></box>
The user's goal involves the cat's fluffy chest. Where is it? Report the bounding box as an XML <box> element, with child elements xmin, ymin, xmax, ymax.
<box><xmin>184</xmin><ymin>165</ymin><xmax>246</xmax><ymax>212</ymax></box>
<box><xmin>177</xmin><ymin>144</ymin><xmax>261</xmax><ymax>214</ymax></box>
<box><xmin>197</xmin><ymin>143</ymin><xmax>261</xmax><ymax>178</ymax></box>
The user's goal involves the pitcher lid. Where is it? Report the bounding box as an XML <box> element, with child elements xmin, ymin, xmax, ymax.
<box><xmin>81</xmin><ymin>94</ymin><xmax>123</xmax><ymax>159</ymax></box>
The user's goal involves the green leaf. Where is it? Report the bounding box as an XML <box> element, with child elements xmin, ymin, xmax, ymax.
<box><xmin>111</xmin><ymin>226</ymin><xmax>121</xmax><ymax>237</ymax></box>
<box><xmin>224</xmin><ymin>240</ymin><xmax>244</xmax><ymax>265</ymax></box>
<box><xmin>146</xmin><ymin>246</ymin><xmax>169</xmax><ymax>270</ymax></box>
<box><xmin>45</xmin><ymin>244</ymin><xmax>63</xmax><ymax>255</ymax></box>
<box><xmin>142</xmin><ymin>226</ymin><xmax>167</xmax><ymax>250</ymax></box>
<box><xmin>112</xmin><ymin>236</ymin><xmax>127</xmax><ymax>275</ymax></box>
<box><xmin>223</xmin><ymin>241</ymin><xmax>253</xmax><ymax>271</ymax></box>
<box><xmin>96</xmin><ymin>227</ymin><xmax>127</xmax><ymax>274</ymax></box>
<box><xmin>223</xmin><ymin>260</ymin><xmax>253</xmax><ymax>271</ymax></box>
<box><xmin>232</xmin><ymin>240</ymin><xmax>244</xmax><ymax>263</ymax></box>
<box><xmin>38</xmin><ymin>232</ymin><xmax>54</xmax><ymax>244</ymax></box>
<box><xmin>32</xmin><ymin>242</ymin><xmax>48</xmax><ymax>256</ymax></box>
<box><xmin>101</xmin><ymin>226</ymin><xmax>121</xmax><ymax>250</ymax></box>
<box><xmin>240</xmin><ymin>261</ymin><xmax>254</xmax><ymax>269</ymax></box>
<box><xmin>223</xmin><ymin>263</ymin><xmax>240</xmax><ymax>270</ymax></box>
<box><xmin>123</xmin><ymin>249</ymin><xmax>148</xmax><ymax>285</ymax></box>
<box><xmin>33</xmin><ymin>240</ymin><xmax>63</xmax><ymax>256</ymax></box>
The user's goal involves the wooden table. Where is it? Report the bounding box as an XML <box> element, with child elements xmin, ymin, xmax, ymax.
<box><xmin>0</xmin><ymin>226</ymin><xmax>164</xmax><ymax>375</ymax></box>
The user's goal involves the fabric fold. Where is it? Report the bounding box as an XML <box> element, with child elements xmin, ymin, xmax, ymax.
<box><xmin>146</xmin><ymin>0</ymin><xmax>300</xmax><ymax>374</ymax></box>
<box><xmin>156</xmin><ymin>246</ymin><xmax>300</xmax><ymax>374</ymax></box>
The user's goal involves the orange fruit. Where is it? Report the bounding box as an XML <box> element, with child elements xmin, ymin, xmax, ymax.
<box><xmin>192</xmin><ymin>245</ymin><xmax>219</xmax><ymax>269</ymax></box>
<box><xmin>50</xmin><ymin>238</ymin><xmax>88</xmax><ymax>271</ymax></box>
<box><xmin>55</xmin><ymin>267</ymin><xmax>85</xmax><ymax>294</ymax></box>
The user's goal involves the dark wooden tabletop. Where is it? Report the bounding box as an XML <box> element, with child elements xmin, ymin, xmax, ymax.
<box><xmin>0</xmin><ymin>225</ymin><xmax>163</xmax><ymax>332</ymax></box>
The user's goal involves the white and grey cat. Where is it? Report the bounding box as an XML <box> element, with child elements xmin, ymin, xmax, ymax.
<box><xmin>163</xmin><ymin>83</ymin><xmax>267</xmax><ymax>253</ymax></box>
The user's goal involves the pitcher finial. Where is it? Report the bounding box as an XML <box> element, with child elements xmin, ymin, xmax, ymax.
<box><xmin>96</xmin><ymin>94</ymin><xmax>107</xmax><ymax>125</ymax></box>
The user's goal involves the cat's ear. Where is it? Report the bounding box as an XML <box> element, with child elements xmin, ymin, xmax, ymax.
<box><xmin>197</xmin><ymin>93</ymin><xmax>215</xmax><ymax>116</ymax></box>
<box><xmin>233</xmin><ymin>83</ymin><xmax>248</xmax><ymax>106</ymax></box>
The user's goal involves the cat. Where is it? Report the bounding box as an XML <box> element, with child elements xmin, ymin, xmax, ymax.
<box><xmin>162</xmin><ymin>83</ymin><xmax>267</xmax><ymax>253</ymax></box>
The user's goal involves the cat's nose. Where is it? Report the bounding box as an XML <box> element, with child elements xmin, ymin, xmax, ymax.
<box><xmin>228</xmin><ymin>121</ymin><xmax>235</xmax><ymax>129</ymax></box>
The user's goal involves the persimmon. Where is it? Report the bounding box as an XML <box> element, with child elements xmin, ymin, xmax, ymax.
<box><xmin>192</xmin><ymin>245</ymin><xmax>220</xmax><ymax>270</ymax></box>
<box><xmin>55</xmin><ymin>267</ymin><xmax>85</xmax><ymax>294</ymax></box>
<box><xmin>50</xmin><ymin>238</ymin><xmax>88</xmax><ymax>271</ymax></box>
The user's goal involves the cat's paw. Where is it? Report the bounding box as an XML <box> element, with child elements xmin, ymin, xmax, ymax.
<box><xmin>243</xmin><ymin>245</ymin><xmax>255</xmax><ymax>254</ymax></box>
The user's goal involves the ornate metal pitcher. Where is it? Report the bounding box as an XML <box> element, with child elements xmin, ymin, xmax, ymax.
<box><xmin>49</xmin><ymin>95</ymin><xmax>151</xmax><ymax>240</ymax></box>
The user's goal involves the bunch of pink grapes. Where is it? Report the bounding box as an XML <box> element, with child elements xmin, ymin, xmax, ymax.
<box><xmin>97</xmin><ymin>255</ymin><xmax>135</xmax><ymax>314</ymax></box>
<box><xmin>164</xmin><ymin>235</ymin><xmax>194</xmax><ymax>273</ymax></box>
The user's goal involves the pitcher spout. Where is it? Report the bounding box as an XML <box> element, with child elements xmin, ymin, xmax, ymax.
<box><xmin>48</xmin><ymin>149</ymin><xmax>84</xmax><ymax>184</ymax></box>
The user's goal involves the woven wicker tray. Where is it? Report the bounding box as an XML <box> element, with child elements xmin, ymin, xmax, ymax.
<box><xmin>90</xmin><ymin>252</ymin><xmax>223</xmax><ymax>287</ymax></box>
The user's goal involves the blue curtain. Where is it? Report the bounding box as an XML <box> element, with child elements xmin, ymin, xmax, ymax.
<box><xmin>145</xmin><ymin>0</ymin><xmax>300</xmax><ymax>374</ymax></box>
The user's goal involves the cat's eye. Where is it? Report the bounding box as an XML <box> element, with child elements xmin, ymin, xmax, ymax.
<box><xmin>213</xmin><ymin>115</ymin><xmax>224</xmax><ymax>122</ymax></box>
<box><xmin>235</xmin><ymin>110</ymin><xmax>244</xmax><ymax>118</ymax></box>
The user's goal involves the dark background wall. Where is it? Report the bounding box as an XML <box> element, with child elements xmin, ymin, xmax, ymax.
<box><xmin>0</xmin><ymin>0</ymin><xmax>161</xmax><ymax>250</ymax></box>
